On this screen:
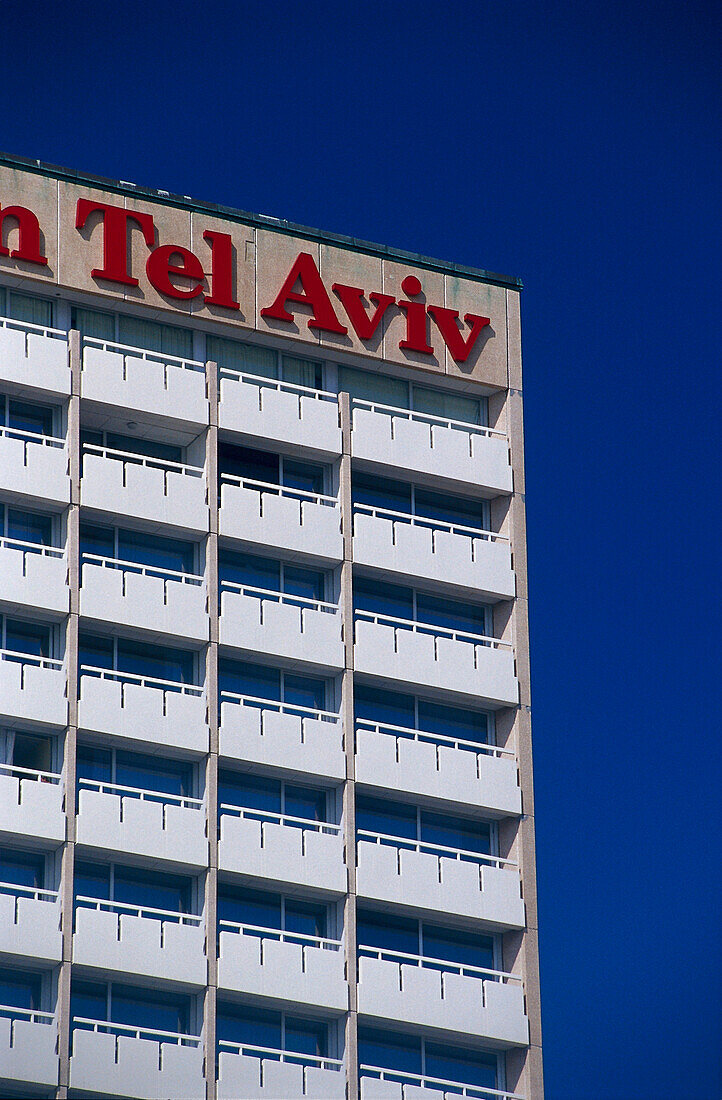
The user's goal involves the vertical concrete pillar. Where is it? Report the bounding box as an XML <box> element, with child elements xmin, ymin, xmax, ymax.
<box><xmin>203</xmin><ymin>361</ymin><xmax>219</xmax><ymax>1100</ymax></box>
<box><xmin>56</xmin><ymin>330</ymin><xmax>81</xmax><ymax>1098</ymax></box>
<box><xmin>339</xmin><ymin>392</ymin><xmax>358</xmax><ymax>1100</ymax></box>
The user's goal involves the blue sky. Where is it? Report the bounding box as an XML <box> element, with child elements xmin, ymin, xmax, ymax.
<box><xmin>3</xmin><ymin>1</ymin><xmax>720</xmax><ymax>1095</ymax></box>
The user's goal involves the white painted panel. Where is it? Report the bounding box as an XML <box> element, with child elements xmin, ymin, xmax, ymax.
<box><xmin>0</xmin><ymin>773</ymin><xmax>65</xmax><ymax>842</ymax></box>
<box><xmin>218</xmin><ymin>814</ymin><xmax>346</xmax><ymax>893</ymax></box>
<box><xmin>0</xmin><ymin>660</ymin><xmax>67</xmax><ymax>727</ymax></box>
<box><xmin>77</xmin><ymin>675</ymin><xmax>208</xmax><ymax>753</ymax></box>
<box><xmin>0</xmin><ymin>545</ymin><xmax>68</xmax><ymax>615</ymax></box>
<box><xmin>0</xmin><ymin>434</ymin><xmax>69</xmax><ymax>505</ymax></box>
<box><xmin>0</xmin><ymin>1015</ymin><xmax>58</xmax><ymax>1087</ymax></box>
<box><xmin>0</xmin><ymin>326</ymin><xmax>69</xmax><ymax>395</ymax></box>
<box><xmin>76</xmin><ymin>787</ymin><xmax>207</xmax><ymax>869</ymax></box>
<box><xmin>219</xmin><ymin>701</ymin><xmax>344</xmax><ymax>780</ymax></box>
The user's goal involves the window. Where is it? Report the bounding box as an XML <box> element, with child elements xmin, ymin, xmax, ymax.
<box><xmin>219</xmin><ymin>658</ymin><xmax>327</xmax><ymax>714</ymax></box>
<box><xmin>78</xmin><ymin>632</ymin><xmax>197</xmax><ymax>686</ymax></box>
<box><xmin>81</xmin><ymin>428</ymin><xmax>184</xmax><ymax>466</ymax></box>
<box><xmin>76</xmin><ymin>743</ymin><xmax>195</xmax><ymax>799</ymax></box>
<box><xmin>352</xmin><ymin>471</ymin><xmax>489</xmax><ymax>531</ymax></box>
<box><xmin>354</xmin><ymin>576</ymin><xmax>491</xmax><ymax>638</ymax></box>
<box><xmin>0</xmin><ymin>288</ymin><xmax>53</xmax><ymax>328</ymax></box>
<box><xmin>80</xmin><ymin>522</ymin><xmax>196</xmax><ymax>575</ymax></box>
<box><xmin>0</xmin><ymin>395</ymin><xmax>55</xmax><ymax>437</ymax></box>
<box><xmin>358</xmin><ymin>1027</ymin><xmax>498</xmax><ymax>1090</ymax></box>
<box><xmin>72</xmin><ymin>305</ymin><xmax>193</xmax><ymax>359</ymax></box>
<box><xmin>210</xmin><ymin>335</ymin><xmax>323</xmax><ymax>391</ymax></box>
<box><xmin>0</xmin><ymin>966</ymin><xmax>43</xmax><ymax>1013</ymax></box>
<box><xmin>354</xmin><ymin>684</ymin><xmax>490</xmax><ymax>746</ymax></box>
<box><xmin>218</xmin><ymin>884</ymin><xmax>328</xmax><ymax>941</ymax></box>
<box><xmin>0</xmin><ymin>504</ymin><xmax>53</xmax><ymax>547</ymax></box>
<box><xmin>0</xmin><ymin>616</ymin><xmax>52</xmax><ymax>659</ymax></box>
<box><xmin>356</xmin><ymin>794</ymin><xmax>492</xmax><ymax>857</ymax></box>
<box><xmin>218</xmin><ymin>442</ymin><xmax>326</xmax><ymax>496</ymax></box>
<box><xmin>339</xmin><ymin>366</ymin><xmax>487</xmax><ymax>426</ymax></box>
<box><xmin>218</xmin><ymin>770</ymin><xmax>329</xmax><ymax>825</ymax></box>
<box><xmin>0</xmin><ymin>849</ymin><xmax>46</xmax><ymax>890</ymax></box>
<box><xmin>216</xmin><ymin>1002</ymin><xmax>329</xmax><ymax>1062</ymax></box>
<box><xmin>219</xmin><ymin>549</ymin><xmax>326</xmax><ymax>604</ymax></box>
<box><xmin>70</xmin><ymin>980</ymin><xmax>193</xmax><ymax>1037</ymax></box>
<box><xmin>357</xmin><ymin>909</ymin><xmax>495</xmax><ymax>973</ymax></box>
<box><xmin>74</xmin><ymin>861</ymin><xmax>194</xmax><ymax>916</ymax></box>
<box><xmin>0</xmin><ymin>729</ymin><xmax>56</xmax><ymax>772</ymax></box>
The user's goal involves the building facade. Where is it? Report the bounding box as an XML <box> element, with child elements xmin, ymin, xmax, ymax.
<box><xmin>0</xmin><ymin>153</ymin><xmax>542</xmax><ymax>1100</ymax></box>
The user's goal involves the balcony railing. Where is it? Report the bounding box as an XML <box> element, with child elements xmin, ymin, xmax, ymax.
<box><xmin>0</xmin><ymin>535</ymin><xmax>65</xmax><ymax>561</ymax></box>
<box><xmin>356</xmin><ymin>719</ymin><xmax>514</xmax><ymax>761</ymax></box>
<box><xmin>83</xmin><ymin>335</ymin><xmax>204</xmax><ymax>375</ymax></box>
<box><xmin>219</xmin><ymin>918</ymin><xmax>341</xmax><ymax>953</ymax></box>
<box><xmin>354</xmin><ymin>609</ymin><xmax>511</xmax><ymax>652</ymax></box>
<box><xmin>0</xmin><ymin>1003</ymin><xmax>55</xmax><ymax>1026</ymax></box>
<box><xmin>72</xmin><ymin>1015</ymin><xmax>200</xmax><ymax>1047</ymax></box>
<box><xmin>358</xmin><ymin>945</ymin><xmax>521</xmax><ymax>987</ymax></box>
<box><xmin>356</xmin><ymin>829</ymin><xmax>515</xmax><ymax>873</ymax></box>
<box><xmin>220</xmin><ymin>580</ymin><xmax>338</xmax><ymax>616</ymax></box>
<box><xmin>353</xmin><ymin>502</ymin><xmax>507</xmax><ymax>546</ymax></box>
<box><xmin>0</xmin><ymin>761</ymin><xmax>62</xmax><ymax>785</ymax></box>
<box><xmin>0</xmin><ymin>314</ymin><xmax>67</xmax><ymax>345</ymax></box>
<box><xmin>218</xmin><ymin>1038</ymin><xmax>342</xmax><ymax>1073</ymax></box>
<box><xmin>360</xmin><ymin>1065</ymin><xmax>523</xmax><ymax>1100</ymax></box>
<box><xmin>0</xmin><ymin>424</ymin><xmax>65</xmax><ymax>450</ymax></box>
<box><xmin>75</xmin><ymin>894</ymin><xmax>202</xmax><ymax>928</ymax></box>
<box><xmin>220</xmin><ymin>365</ymin><xmax>337</xmax><ymax>403</ymax></box>
<box><xmin>351</xmin><ymin>397</ymin><xmax>506</xmax><ymax>439</ymax></box>
<box><xmin>80</xmin><ymin>663</ymin><xmax>203</xmax><ymax>697</ymax></box>
<box><xmin>82</xmin><ymin>552</ymin><xmax>203</xmax><ymax>587</ymax></box>
<box><xmin>0</xmin><ymin>881</ymin><xmax>58</xmax><ymax>904</ymax></box>
<box><xmin>220</xmin><ymin>472</ymin><xmax>338</xmax><ymax>510</ymax></box>
<box><xmin>77</xmin><ymin>776</ymin><xmax>203</xmax><ymax>812</ymax></box>
<box><xmin>220</xmin><ymin>690</ymin><xmax>339</xmax><ymax>726</ymax></box>
<box><xmin>82</xmin><ymin>442</ymin><xmax>203</xmax><ymax>481</ymax></box>
<box><xmin>219</xmin><ymin>803</ymin><xmax>341</xmax><ymax>837</ymax></box>
<box><xmin>0</xmin><ymin>647</ymin><xmax>63</xmax><ymax>672</ymax></box>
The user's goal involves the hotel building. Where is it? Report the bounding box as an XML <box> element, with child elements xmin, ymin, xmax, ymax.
<box><xmin>0</xmin><ymin>153</ymin><xmax>542</xmax><ymax>1099</ymax></box>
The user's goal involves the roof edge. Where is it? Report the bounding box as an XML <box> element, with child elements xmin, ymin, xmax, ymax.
<box><xmin>0</xmin><ymin>151</ymin><xmax>523</xmax><ymax>292</ymax></box>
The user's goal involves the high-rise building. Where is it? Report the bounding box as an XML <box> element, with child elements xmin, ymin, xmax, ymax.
<box><xmin>0</xmin><ymin>153</ymin><xmax>542</xmax><ymax>1100</ymax></box>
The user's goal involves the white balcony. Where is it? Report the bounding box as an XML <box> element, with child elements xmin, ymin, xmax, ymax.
<box><xmin>358</xmin><ymin>951</ymin><xmax>528</xmax><ymax>1047</ymax></box>
<box><xmin>218</xmin><ymin>923</ymin><xmax>347</xmax><ymax>1011</ymax></box>
<box><xmin>354</xmin><ymin>615</ymin><xmax>518</xmax><ymax>708</ymax></box>
<box><xmin>0</xmin><ymin>426</ymin><xmax>69</xmax><ymax>507</ymax></box>
<box><xmin>81</xmin><ymin>338</ymin><xmax>208</xmax><ymax>429</ymax></box>
<box><xmin>75</xmin><ymin>780</ymin><xmax>207</xmax><ymax>871</ymax></box>
<box><xmin>81</xmin><ymin>445</ymin><xmax>208</xmax><ymax>535</ymax></box>
<box><xmin>0</xmin><ymin>885</ymin><xmax>61</xmax><ymax>965</ymax></box>
<box><xmin>0</xmin><ymin>1010</ymin><xmax>58</xmax><ymax>1090</ymax></box>
<box><xmin>0</xmin><ymin>538</ymin><xmax>68</xmax><ymax>616</ymax></box>
<box><xmin>73</xmin><ymin>900</ymin><xmax>206</xmax><ymax>986</ymax></box>
<box><xmin>0</xmin><ymin>316</ymin><xmax>70</xmax><ymax>397</ymax></box>
<box><xmin>360</xmin><ymin>1068</ymin><xmax>523</xmax><ymax>1100</ymax></box>
<box><xmin>350</xmin><ymin>401</ymin><xmax>512</xmax><ymax>495</ymax></box>
<box><xmin>69</xmin><ymin>1021</ymin><xmax>204</xmax><ymax>1099</ymax></box>
<box><xmin>0</xmin><ymin>652</ymin><xmax>67</xmax><ymax>728</ymax></box>
<box><xmin>218</xmin><ymin>1045</ymin><xmax>345</xmax><ymax>1100</ymax></box>
<box><xmin>220</xmin><ymin>584</ymin><xmax>343</xmax><ymax>670</ymax></box>
<box><xmin>219</xmin><ymin>808</ymin><xmax>346</xmax><ymax>895</ymax></box>
<box><xmin>0</xmin><ymin>764</ymin><xmax>65</xmax><ymax>843</ymax></box>
<box><xmin>356</xmin><ymin>835</ymin><xmax>525</xmax><ymax>931</ymax></box>
<box><xmin>220</xmin><ymin>695</ymin><xmax>345</xmax><ymax>782</ymax></box>
<box><xmin>78</xmin><ymin>670</ymin><xmax>208</xmax><ymax>754</ymax></box>
<box><xmin>220</xmin><ymin>476</ymin><xmax>342</xmax><ymax>564</ymax></box>
<box><xmin>353</xmin><ymin>507</ymin><xmax>515</xmax><ymax>601</ymax></box>
<box><xmin>81</xmin><ymin>557</ymin><xmax>207</xmax><ymax>644</ymax></box>
<box><xmin>355</xmin><ymin>723</ymin><xmax>521</xmax><ymax>819</ymax></box>
<box><xmin>219</xmin><ymin>368</ymin><xmax>341</xmax><ymax>457</ymax></box>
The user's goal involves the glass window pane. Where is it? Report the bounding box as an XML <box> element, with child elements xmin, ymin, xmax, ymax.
<box><xmin>424</xmin><ymin>1043</ymin><xmax>497</xmax><ymax>1089</ymax></box>
<box><xmin>417</xmin><ymin>701</ymin><xmax>488</xmax><ymax>745</ymax></box>
<box><xmin>110</xmin><ymin>983</ymin><xmax>189</xmax><ymax>1034</ymax></box>
<box><xmin>420</xmin><ymin>810</ymin><xmax>491</xmax><ymax>856</ymax></box>
<box><xmin>118</xmin><ymin>316</ymin><xmax>192</xmax><ymax>359</ymax></box>
<box><xmin>0</xmin><ymin>850</ymin><xmax>45</xmax><ymax>889</ymax></box>
<box><xmin>11</xmin><ymin>732</ymin><xmax>53</xmax><ymax>772</ymax></box>
<box><xmin>357</xmin><ymin>1027</ymin><xmax>422</xmax><ymax>1074</ymax></box>
<box><xmin>115</xmin><ymin>751</ymin><xmax>193</xmax><ymax>798</ymax></box>
<box><xmin>70</xmin><ymin>980</ymin><xmax>107</xmax><ymax>1023</ymax></box>
<box><xmin>76</xmin><ymin>744</ymin><xmax>112</xmax><ymax>783</ymax></box>
<box><xmin>357</xmin><ymin>909</ymin><xmax>418</xmax><ymax>955</ymax></box>
<box><xmin>282</xmin><ymin>673</ymin><xmax>326</xmax><ymax>713</ymax></box>
<box><xmin>421</xmin><ymin>924</ymin><xmax>494</xmax><ymax>970</ymax></box>
<box><xmin>74</xmin><ymin>861</ymin><xmax>111</xmax><ymax>901</ymax></box>
<box><xmin>218</xmin><ymin>442</ymin><xmax>279</xmax><ymax>484</ymax></box>
<box><xmin>414</xmin><ymin>487</ymin><xmax>485</xmax><ymax>530</ymax></box>
<box><xmin>8</xmin><ymin>400</ymin><xmax>53</xmax><ymax>437</ymax></box>
<box><xmin>113</xmin><ymin>866</ymin><xmax>191</xmax><ymax>914</ymax></box>
<box><xmin>281</xmin><ymin>355</ymin><xmax>322</xmax><ymax>390</ymax></box>
<box><xmin>217</xmin><ymin>885</ymin><xmax>281</xmax><ymax>929</ymax></box>
<box><xmin>117</xmin><ymin>529</ymin><xmax>195</xmax><ymax>574</ymax></box>
<box><xmin>338</xmin><ymin>366</ymin><xmax>409</xmax><ymax>409</ymax></box>
<box><xmin>5</xmin><ymin>618</ymin><xmax>50</xmax><ymax>658</ymax></box>
<box><xmin>218</xmin><ymin>659</ymin><xmax>280</xmax><ymax>702</ymax></box>
<box><xmin>285</xmin><ymin>1017</ymin><xmax>327</xmax><ymax>1057</ymax></box>
<box><xmin>354</xmin><ymin>577</ymin><xmax>413</xmax><ymax>620</ymax></box>
<box><xmin>218</xmin><ymin>771</ymin><xmax>280</xmax><ymax>814</ymax></box>
<box><xmin>284</xmin><ymin>899</ymin><xmax>327</xmax><ymax>939</ymax></box>
<box><xmin>72</xmin><ymin>306</ymin><xmax>115</xmax><ymax>341</ymax></box>
<box><xmin>7</xmin><ymin>509</ymin><xmax>52</xmax><ymax>546</ymax></box>
<box><xmin>284</xmin><ymin>784</ymin><xmax>326</xmax><ymax>822</ymax></box>
<box><xmin>116</xmin><ymin>638</ymin><xmax>195</xmax><ymax>685</ymax></box>
<box><xmin>354</xmin><ymin>685</ymin><xmax>415</xmax><ymax>729</ymax></box>
<box><xmin>283</xmin><ymin>565</ymin><xmax>324</xmax><ymax>602</ymax></box>
<box><xmin>413</xmin><ymin>385</ymin><xmax>482</xmax><ymax>426</ymax></box>
<box><xmin>219</xmin><ymin>550</ymin><xmax>280</xmax><ymax>591</ymax></box>
<box><xmin>106</xmin><ymin>433</ymin><xmax>183</xmax><ymax>464</ymax></box>
<box><xmin>415</xmin><ymin>592</ymin><xmax>488</xmax><ymax>637</ymax></box>
<box><xmin>79</xmin><ymin>524</ymin><xmax>115</xmax><ymax>561</ymax></box>
<box><xmin>355</xmin><ymin>795</ymin><xmax>417</xmax><ymax>840</ymax></box>
<box><xmin>210</xmin><ymin>337</ymin><xmax>278</xmax><ymax>379</ymax></box>
<box><xmin>352</xmin><ymin>471</ymin><xmax>411</xmax><ymax>515</ymax></box>
<box><xmin>7</xmin><ymin>292</ymin><xmax>53</xmax><ymax>328</ymax></box>
<box><xmin>216</xmin><ymin>1003</ymin><xmax>281</xmax><ymax>1049</ymax></box>
<box><xmin>78</xmin><ymin>632</ymin><xmax>114</xmax><ymax>671</ymax></box>
<box><xmin>282</xmin><ymin>459</ymin><xmax>324</xmax><ymax>495</ymax></box>
<box><xmin>0</xmin><ymin>967</ymin><xmax>42</xmax><ymax>1011</ymax></box>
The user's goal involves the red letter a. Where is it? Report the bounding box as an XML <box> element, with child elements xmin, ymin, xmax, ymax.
<box><xmin>261</xmin><ymin>252</ymin><xmax>347</xmax><ymax>335</ymax></box>
<box><xmin>427</xmin><ymin>305</ymin><xmax>490</xmax><ymax>364</ymax></box>
<box><xmin>332</xmin><ymin>284</ymin><xmax>395</xmax><ymax>340</ymax></box>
